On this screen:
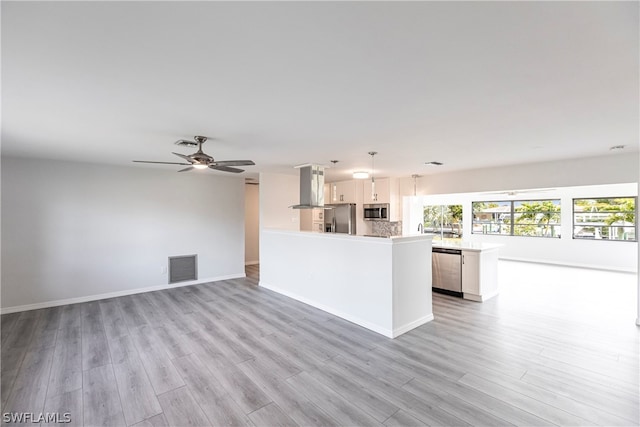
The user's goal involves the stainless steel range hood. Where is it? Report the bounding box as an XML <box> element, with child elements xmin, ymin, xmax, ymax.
<box><xmin>290</xmin><ymin>164</ymin><xmax>325</xmax><ymax>209</ymax></box>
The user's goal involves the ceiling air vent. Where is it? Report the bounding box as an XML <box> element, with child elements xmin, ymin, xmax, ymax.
<box><xmin>169</xmin><ymin>255</ymin><xmax>198</xmax><ymax>284</ymax></box>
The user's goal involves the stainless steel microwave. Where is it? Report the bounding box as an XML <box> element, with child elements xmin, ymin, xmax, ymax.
<box><xmin>363</xmin><ymin>203</ymin><xmax>389</xmax><ymax>221</ymax></box>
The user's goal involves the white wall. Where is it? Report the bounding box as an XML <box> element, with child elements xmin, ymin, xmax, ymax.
<box><xmin>399</xmin><ymin>153</ymin><xmax>638</xmax><ymax>272</ymax></box>
<box><xmin>244</xmin><ymin>184</ymin><xmax>260</xmax><ymax>264</ymax></box>
<box><xmin>407</xmin><ymin>183</ymin><xmax>637</xmax><ymax>272</ymax></box>
<box><xmin>405</xmin><ymin>153</ymin><xmax>637</xmax><ymax>196</ymax></box>
<box><xmin>259</xmin><ymin>172</ymin><xmax>299</xmax><ymax>230</ymax></box>
<box><xmin>1</xmin><ymin>156</ymin><xmax>246</xmax><ymax>311</ymax></box>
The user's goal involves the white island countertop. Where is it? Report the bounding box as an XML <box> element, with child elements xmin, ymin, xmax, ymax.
<box><xmin>287</xmin><ymin>230</ymin><xmax>433</xmax><ymax>243</ymax></box>
<box><xmin>363</xmin><ymin>233</ymin><xmax>503</xmax><ymax>252</ymax></box>
<box><xmin>431</xmin><ymin>239</ymin><xmax>503</xmax><ymax>252</ymax></box>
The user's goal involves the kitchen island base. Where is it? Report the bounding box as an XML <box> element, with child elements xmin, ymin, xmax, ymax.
<box><xmin>260</xmin><ymin>229</ymin><xmax>434</xmax><ymax>338</ymax></box>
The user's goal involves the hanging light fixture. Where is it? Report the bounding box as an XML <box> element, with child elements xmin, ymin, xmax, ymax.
<box><xmin>411</xmin><ymin>174</ymin><xmax>421</xmax><ymax>196</ymax></box>
<box><xmin>368</xmin><ymin>151</ymin><xmax>377</xmax><ymax>200</ymax></box>
<box><xmin>330</xmin><ymin>160</ymin><xmax>339</xmax><ymax>202</ymax></box>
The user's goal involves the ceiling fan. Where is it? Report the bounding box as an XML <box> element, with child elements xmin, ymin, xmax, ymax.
<box><xmin>133</xmin><ymin>136</ymin><xmax>255</xmax><ymax>173</ymax></box>
<box><xmin>481</xmin><ymin>188</ymin><xmax>557</xmax><ymax>197</ymax></box>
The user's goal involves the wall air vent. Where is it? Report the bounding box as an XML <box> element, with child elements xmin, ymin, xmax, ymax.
<box><xmin>168</xmin><ymin>255</ymin><xmax>198</xmax><ymax>284</ymax></box>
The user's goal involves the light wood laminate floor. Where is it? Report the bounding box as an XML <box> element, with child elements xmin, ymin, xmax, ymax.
<box><xmin>1</xmin><ymin>261</ymin><xmax>638</xmax><ymax>426</ymax></box>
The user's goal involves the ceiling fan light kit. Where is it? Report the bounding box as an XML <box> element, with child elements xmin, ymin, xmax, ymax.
<box><xmin>133</xmin><ymin>136</ymin><xmax>255</xmax><ymax>173</ymax></box>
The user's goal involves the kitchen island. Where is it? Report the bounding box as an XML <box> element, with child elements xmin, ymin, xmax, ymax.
<box><xmin>432</xmin><ymin>240</ymin><xmax>502</xmax><ymax>302</ymax></box>
<box><xmin>260</xmin><ymin>229</ymin><xmax>434</xmax><ymax>338</ymax></box>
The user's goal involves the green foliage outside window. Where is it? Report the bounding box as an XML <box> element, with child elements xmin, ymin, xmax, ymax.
<box><xmin>513</xmin><ymin>200</ymin><xmax>561</xmax><ymax>237</ymax></box>
<box><xmin>423</xmin><ymin>205</ymin><xmax>463</xmax><ymax>238</ymax></box>
<box><xmin>472</xmin><ymin>199</ymin><xmax>561</xmax><ymax>238</ymax></box>
<box><xmin>573</xmin><ymin>198</ymin><xmax>636</xmax><ymax>241</ymax></box>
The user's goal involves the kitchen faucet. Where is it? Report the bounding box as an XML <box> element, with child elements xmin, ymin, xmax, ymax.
<box><xmin>417</xmin><ymin>223</ymin><xmax>423</xmax><ymax>234</ymax></box>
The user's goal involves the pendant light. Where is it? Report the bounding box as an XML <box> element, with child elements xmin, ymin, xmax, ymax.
<box><xmin>411</xmin><ymin>174</ymin><xmax>421</xmax><ymax>196</ymax></box>
<box><xmin>330</xmin><ymin>160</ymin><xmax>339</xmax><ymax>202</ymax></box>
<box><xmin>368</xmin><ymin>151</ymin><xmax>377</xmax><ymax>201</ymax></box>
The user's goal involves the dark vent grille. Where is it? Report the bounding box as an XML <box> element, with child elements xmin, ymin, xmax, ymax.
<box><xmin>169</xmin><ymin>255</ymin><xmax>197</xmax><ymax>284</ymax></box>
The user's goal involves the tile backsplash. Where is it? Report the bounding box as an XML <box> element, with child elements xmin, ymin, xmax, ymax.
<box><xmin>371</xmin><ymin>221</ymin><xmax>402</xmax><ymax>236</ymax></box>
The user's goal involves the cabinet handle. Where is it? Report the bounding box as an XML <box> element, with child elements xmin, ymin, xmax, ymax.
<box><xmin>462</xmin><ymin>255</ymin><xmax>465</xmax><ymax>264</ymax></box>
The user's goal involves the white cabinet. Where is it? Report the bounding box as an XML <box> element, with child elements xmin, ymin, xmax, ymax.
<box><xmin>363</xmin><ymin>178</ymin><xmax>390</xmax><ymax>204</ymax></box>
<box><xmin>461</xmin><ymin>251</ymin><xmax>480</xmax><ymax>295</ymax></box>
<box><xmin>327</xmin><ymin>180</ymin><xmax>357</xmax><ymax>203</ymax></box>
<box><xmin>299</xmin><ymin>208</ymin><xmax>325</xmax><ymax>233</ymax></box>
<box><xmin>461</xmin><ymin>249</ymin><xmax>499</xmax><ymax>302</ymax></box>
<box><xmin>362</xmin><ymin>177</ymin><xmax>401</xmax><ymax>222</ymax></box>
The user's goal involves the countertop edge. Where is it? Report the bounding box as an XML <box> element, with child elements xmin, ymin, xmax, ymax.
<box><xmin>262</xmin><ymin>229</ymin><xmax>434</xmax><ymax>244</ymax></box>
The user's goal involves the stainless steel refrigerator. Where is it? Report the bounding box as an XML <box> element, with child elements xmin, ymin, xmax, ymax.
<box><xmin>324</xmin><ymin>204</ymin><xmax>357</xmax><ymax>235</ymax></box>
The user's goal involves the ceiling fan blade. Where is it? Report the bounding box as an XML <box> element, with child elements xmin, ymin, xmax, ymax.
<box><xmin>133</xmin><ymin>160</ymin><xmax>192</xmax><ymax>165</ymax></box>
<box><xmin>211</xmin><ymin>160</ymin><xmax>255</xmax><ymax>167</ymax></box>
<box><xmin>178</xmin><ymin>166</ymin><xmax>194</xmax><ymax>173</ymax></box>
<box><xmin>480</xmin><ymin>187</ymin><xmax>557</xmax><ymax>196</ymax></box>
<box><xmin>209</xmin><ymin>165</ymin><xmax>244</xmax><ymax>173</ymax></box>
<box><xmin>174</xmin><ymin>139</ymin><xmax>198</xmax><ymax>147</ymax></box>
<box><xmin>172</xmin><ymin>152</ymin><xmax>195</xmax><ymax>163</ymax></box>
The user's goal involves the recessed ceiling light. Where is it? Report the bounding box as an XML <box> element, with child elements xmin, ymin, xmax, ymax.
<box><xmin>609</xmin><ymin>145</ymin><xmax>626</xmax><ymax>151</ymax></box>
<box><xmin>352</xmin><ymin>171</ymin><xmax>369</xmax><ymax>179</ymax></box>
<box><xmin>425</xmin><ymin>161</ymin><xmax>443</xmax><ymax>166</ymax></box>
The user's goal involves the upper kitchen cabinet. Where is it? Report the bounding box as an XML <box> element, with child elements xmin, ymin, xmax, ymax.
<box><xmin>363</xmin><ymin>177</ymin><xmax>401</xmax><ymax>221</ymax></box>
<box><xmin>363</xmin><ymin>177</ymin><xmax>401</xmax><ymax>204</ymax></box>
<box><xmin>363</xmin><ymin>178</ymin><xmax>390</xmax><ymax>204</ymax></box>
<box><xmin>327</xmin><ymin>180</ymin><xmax>358</xmax><ymax>204</ymax></box>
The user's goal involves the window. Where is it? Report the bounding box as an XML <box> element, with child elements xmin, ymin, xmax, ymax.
<box><xmin>513</xmin><ymin>200</ymin><xmax>562</xmax><ymax>237</ymax></box>
<box><xmin>423</xmin><ymin>204</ymin><xmax>463</xmax><ymax>239</ymax></box>
<box><xmin>472</xmin><ymin>201</ymin><xmax>511</xmax><ymax>235</ymax></box>
<box><xmin>573</xmin><ymin>197</ymin><xmax>636</xmax><ymax>241</ymax></box>
<box><xmin>472</xmin><ymin>199</ymin><xmax>561</xmax><ymax>238</ymax></box>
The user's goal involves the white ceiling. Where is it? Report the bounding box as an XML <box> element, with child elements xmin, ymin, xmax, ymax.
<box><xmin>2</xmin><ymin>1</ymin><xmax>638</xmax><ymax>182</ymax></box>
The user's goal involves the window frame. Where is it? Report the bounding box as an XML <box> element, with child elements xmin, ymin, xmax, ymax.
<box><xmin>572</xmin><ymin>196</ymin><xmax>637</xmax><ymax>242</ymax></box>
<box><xmin>471</xmin><ymin>200</ymin><xmax>513</xmax><ymax>236</ymax></box>
<box><xmin>472</xmin><ymin>198</ymin><xmax>562</xmax><ymax>238</ymax></box>
<box><xmin>422</xmin><ymin>204</ymin><xmax>464</xmax><ymax>239</ymax></box>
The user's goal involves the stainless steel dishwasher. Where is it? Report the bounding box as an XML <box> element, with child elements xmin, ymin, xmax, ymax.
<box><xmin>432</xmin><ymin>247</ymin><xmax>463</xmax><ymax>297</ymax></box>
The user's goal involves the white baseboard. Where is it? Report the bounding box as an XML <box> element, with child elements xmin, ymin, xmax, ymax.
<box><xmin>499</xmin><ymin>257</ymin><xmax>637</xmax><ymax>274</ymax></box>
<box><xmin>463</xmin><ymin>291</ymin><xmax>498</xmax><ymax>303</ymax></box>
<box><xmin>244</xmin><ymin>260</ymin><xmax>260</xmax><ymax>266</ymax></box>
<box><xmin>463</xmin><ymin>293</ymin><xmax>482</xmax><ymax>302</ymax></box>
<box><xmin>0</xmin><ymin>273</ymin><xmax>246</xmax><ymax>315</ymax></box>
<box><xmin>392</xmin><ymin>314</ymin><xmax>434</xmax><ymax>338</ymax></box>
<box><xmin>259</xmin><ymin>281</ymin><xmax>393</xmax><ymax>337</ymax></box>
<box><xmin>260</xmin><ymin>281</ymin><xmax>432</xmax><ymax>339</ymax></box>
